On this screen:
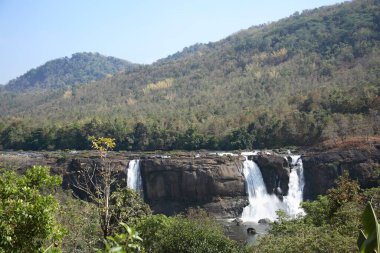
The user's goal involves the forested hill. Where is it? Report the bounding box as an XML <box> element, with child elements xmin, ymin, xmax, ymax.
<box><xmin>4</xmin><ymin>52</ymin><xmax>136</xmax><ymax>92</ymax></box>
<box><xmin>0</xmin><ymin>0</ymin><xmax>379</xmax><ymax>151</ymax></box>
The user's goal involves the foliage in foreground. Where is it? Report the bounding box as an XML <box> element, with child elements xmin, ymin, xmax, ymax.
<box><xmin>136</xmin><ymin>209</ymin><xmax>240</xmax><ymax>253</ymax></box>
<box><xmin>55</xmin><ymin>189</ymin><xmax>103</xmax><ymax>253</ymax></box>
<box><xmin>55</xmin><ymin>188</ymin><xmax>150</xmax><ymax>253</ymax></box>
<box><xmin>110</xmin><ymin>188</ymin><xmax>152</xmax><ymax>230</ymax></box>
<box><xmin>0</xmin><ymin>166</ymin><xmax>64</xmax><ymax>253</ymax></box>
<box><xmin>357</xmin><ymin>202</ymin><xmax>380</xmax><ymax>253</ymax></box>
<box><xmin>101</xmin><ymin>223</ymin><xmax>144</xmax><ymax>253</ymax></box>
<box><xmin>1</xmin><ymin>164</ymin><xmax>378</xmax><ymax>253</ymax></box>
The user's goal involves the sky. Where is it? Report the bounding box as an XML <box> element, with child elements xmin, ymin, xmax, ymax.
<box><xmin>0</xmin><ymin>0</ymin><xmax>346</xmax><ymax>84</ymax></box>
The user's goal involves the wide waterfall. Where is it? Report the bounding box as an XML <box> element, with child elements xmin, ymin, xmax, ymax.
<box><xmin>241</xmin><ymin>154</ymin><xmax>305</xmax><ymax>222</ymax></box>
<box><xmin>127</xmin><ymin>159</ymin><xmax>143</xmax><ymax>196</ymax></box>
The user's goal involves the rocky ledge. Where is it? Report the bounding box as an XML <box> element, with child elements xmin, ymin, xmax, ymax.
<box><xmin>0</xmin><ymin>146</ymin><xmax>379</xmax><ymax>217</ymax></box>
<box><xmin>302</xmin><ymin>145</ymin><xmax>380</xmax><ymax>200</ymax></box>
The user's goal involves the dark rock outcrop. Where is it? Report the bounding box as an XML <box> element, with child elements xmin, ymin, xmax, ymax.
<box><xmin>251</xmin><ymin>154</ymin><xmax>290</xmax><ymax>197</ymax></box>
<box><xmin>303</xmin><ymin>147</ymin><xmax>380</xmax><ymax>200</ymax></box>
<box><xmin>247</xmin><ymin>227</ymin><xmax>256</xmax><ymax>235</ymax></box>
<box><xmin>140</xmin><ymin>156</ymin><xmax>248</xmax><ymax>218</ymax></box>
<box><xmin>2</xmin><ymin>146</ymin><xmax>378</xmax><ymax>218</ymax></box>
<box><xmin>258</xmin><ymin>218</ymin><xmax>271</xmax><ymax>224</ymax></box>
<box><xmin>62</xmin><ymin>156</ymin><xmax>128</xmax><ymax>200</ymax></box>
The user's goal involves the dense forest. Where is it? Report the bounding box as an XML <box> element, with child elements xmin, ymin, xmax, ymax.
<box><xmin>4</xmin><ymin>52</ymin><xmax>135</xmax><ymax>92</ymax></box>
<box><xmin>0</xmin><ymin>0</ymin><xmax>379</xmax><ymax>151</ymax></box>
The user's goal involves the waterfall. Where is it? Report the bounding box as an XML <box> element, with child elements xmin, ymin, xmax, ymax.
<box><xmin>241</xmin><ymin>154</ymin><xmax>305</xmax><ymax>222</ymax></box>
<box><xmin>241</xmin><ymin>157</ymin><xmax>284</xmax><ymax>222</ymax></box>
<box><xmin>283</xmin><ymin>155</ymin><xmax>305</xmax><ymax>217</ymax></box>
<box><xmin>127</xmin><ymin>159</ymin><xmax>143</xmax><ymax>196</ymax></box>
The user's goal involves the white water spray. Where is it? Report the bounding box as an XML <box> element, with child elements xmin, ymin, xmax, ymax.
<box><xmin>127</xmin><ymin>159</ymin><xmax>143</xmax><ymax>196</ymax></box>
<box><xmin>241</xmin><ymin>157</ymin><xmax>284</xmax><ymax>221</ymax></box>
<box><xmin>283</xmin><ymin>155</ymin><xmax>305</xmax><ymax>217</ymax></box>
<box><xmin>241</xmin><ymin>154</ymin><xmax>305</xmax><ymax>222</ymax></box>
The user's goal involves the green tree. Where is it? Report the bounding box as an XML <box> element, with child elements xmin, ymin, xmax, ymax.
<box><xmin>110</xmin><ymin>188</ymin><xmax>152</xmax><ymax>232</ymax></box>
<box><xmin>132</xmin><ymin>123</ymin><xmax>149</xmax><ymax>151</ymax></box>
<box><xmin>136</xmin><ymin>215</ymin><xmax>173</xmax><ymax>252</ymax></box>
<box><xmin>137</xmin><ymin>212</ymin><xmax>239</xmax><ymax>253</ymax></box>
<box><xmin>224</xmin><ymin>128</ymin><xmax>254</xmax><ymax>150</ymax></box>
<box><xmin>101</xmin><ymin>223</ymin><xmax>144</xmax><ymax>253</ymax></box>
<box><xmin>27</xmin><ymin>127</ymin><xmax>49</xmax><ymax>150</ymax></box>
<box><xmin>0</xmin><ymin>121</ymin><xmax>31</xmax><ymax>150</ymax></box>
<box><xmin>325</xmin><ymin>171</ymin><xmax>362</xmax><ymax>218</ymax></box>
<box><xmin>0</xmin><ymin>166</ymin><xmax>64</xmax><ymax>253</ymax></box>
<box><xmin>180</xmin><ymin>127</ymin><xmax>206</xmax><ymax>150</ymax></box>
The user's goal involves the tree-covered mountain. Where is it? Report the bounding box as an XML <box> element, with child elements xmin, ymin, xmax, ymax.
<box><xmin>0</xmin><ymin>0</ymin><xmax>379</xmax><ymax>151</ymax></box>
<box><xmin>4</xmin><ymin>52</ymin><xmax>136</xmax><ymax>92</ymax></box>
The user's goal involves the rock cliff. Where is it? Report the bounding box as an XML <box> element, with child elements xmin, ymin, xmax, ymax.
<box><xmin>140</xmin><ymin>155</ymin><xmax>248</xmax><ymax>217</ymax></box>
<box><xmin>302</xmin><ymin>146</ymin><xmax>380</xmax><ymax>200</ymax></box>
<box><xmin>0</xmin><ymin>147</ymin><xmax>378</xmax><ymax>217</ymax></box>
<box><xmin>0</xmin><ymin>151</ymin><xmax>248</xmax><ymax>218</ymax></box>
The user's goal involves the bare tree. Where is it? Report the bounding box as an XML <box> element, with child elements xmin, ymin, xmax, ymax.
<box><xmin>70</xmin><ymin>137</ymin><xmax>117</xmax><ymax>237</ymax></box>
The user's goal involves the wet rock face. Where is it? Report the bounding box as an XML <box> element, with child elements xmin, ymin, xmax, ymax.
<box><xmin>140</xmin><ymin>156</ymin><xmax>248</xmax><ymax>218</ymax></box>
<box><xmin>251</xmin><ymin>154</ymin><xmax>290</xmax><ymax>197</ymax></box>
<box><xmin>302</xmin><ymin>147</ymin><xmax>380</xmax><ymax>200</ymax></box>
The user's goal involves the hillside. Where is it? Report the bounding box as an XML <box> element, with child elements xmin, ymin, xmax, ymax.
<box><xmin>0</xmin><ymin>0</ymin><xmax>379</xmax><ymax>151</ymax></box>
<box><xmin>4</xmin><ymin>52</ymin><xmax>136</xmax><ymax>92</ymax></box>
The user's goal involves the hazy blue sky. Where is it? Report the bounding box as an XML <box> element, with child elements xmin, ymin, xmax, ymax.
<box><xmin>0</xmin><ymin>0</ymin><xmax>346</xmax><ymax>84</ymax></box>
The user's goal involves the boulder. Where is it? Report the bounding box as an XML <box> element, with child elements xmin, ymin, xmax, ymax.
<box><xmin>233</xmin><ymin>218</ymin><xmax>243</xmax><ymax>226</ymax></box>
<box><xmin>247</xmin><ymin>227</ymin><xmax>256</xmax><ymax>235</ymax></box>
<box><xmin>258</xmin><ymin>218</ymin><xmax>271</xmax><ymax>224</ymax></box>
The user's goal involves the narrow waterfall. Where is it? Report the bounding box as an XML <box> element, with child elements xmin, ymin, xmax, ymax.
<box><xmin>127</xmin><ymin>159</ymin><xmax>143</xmax><ymax>196</ymax></box>
<box><xmin>241</xmin><ymin>157</ymin><xmax>284</xmax><ymax>221</ymax></box>
<box><xmin>241</xmin><ymin>154</ymin><xmax>305</xmax><ymax>222</ymax></box>
<box><xmin>283</xmin><ymin>155</ymin><xmax>305</xmax><ymax>217</ymax></box>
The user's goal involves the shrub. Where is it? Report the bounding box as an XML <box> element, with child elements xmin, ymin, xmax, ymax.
<box><xmin>0</xmin><ymin>166</ymin><xmax>64</xmax><ymax>252</ymax></box>
<box><xmin>137</xmin><ymin>213</ymin><xmax>240</xmax><ymax>253</ymax></box>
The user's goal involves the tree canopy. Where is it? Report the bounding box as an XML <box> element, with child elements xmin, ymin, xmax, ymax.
<box><xmin>0</xmin><ymin>166</ymin><xmax>64</xmax><ymax>253</ymax></box>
